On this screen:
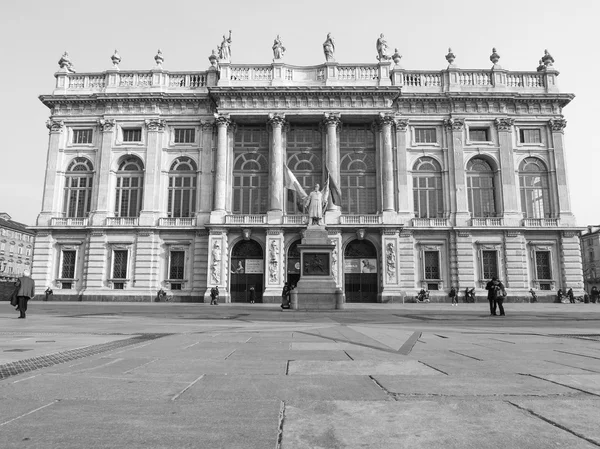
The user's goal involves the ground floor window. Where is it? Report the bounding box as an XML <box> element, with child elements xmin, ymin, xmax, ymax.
<box><xmin>482</xmin><ymin>250</ymin><xmax>498</xmax><ymax>280</ymax></box>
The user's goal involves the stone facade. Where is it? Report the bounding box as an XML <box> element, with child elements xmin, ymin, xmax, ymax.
<box><xmin>581</xmin><ymin>225</ymin><xmax>600</xmax><ymax>292</ymax></box>
<box><xmin>0</xmin><ymin>213</ymin><xmax>35</xmax><ymax>279</ymax></box>
<box><xmin>33</xmin><ymin>44</ymin><xmax>584</xmax><ymax>302</ymax></box>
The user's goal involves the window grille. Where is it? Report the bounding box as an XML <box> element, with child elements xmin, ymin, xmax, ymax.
<box><xmin>169</xmin><ymin>251</ymin><xmax>185</xmax><ymax>280</ymax></box>
<box><xmin>535</xmin><ymin>251</ymin><xmax>552</xmax><ymax>279</ymax></box>
<box><xmin>482</xmin><ymin>250</ymin><xmax>498</xmax><ymax>279</ymax></box>
<box><xmin>424</xmin><ymin>251</ymin><xmax>440</xmax><ymax>279</ymax></box>
<box><xmin>113</xmin><ymin>250</ymin><xmax>128</xmax><ymax>279</ymax></box>
<box><xmin>61</xmin><ymin>250</ymin><xmax>76</xmax><ymax>278</ymax></box>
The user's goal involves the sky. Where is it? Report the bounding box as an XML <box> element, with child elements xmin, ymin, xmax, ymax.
<box><xmin>0</xmin><ymin>0</ymin><xmax>597</xmax><ymax>227</ymax></box>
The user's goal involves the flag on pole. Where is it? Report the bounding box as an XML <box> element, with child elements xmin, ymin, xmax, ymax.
<box><xmin>284</xmin><ymin>164</ymin><xmax>308</xmax><ymax>212</ymax></box>
<box><xmin>321</xmin><ymin>176</ymin><xmax>330</xmax><ymax>214</ymax></box>
<box><xmin>326</xmin><ymin>166</ymin><xmax>342</xmax><ymax>206</ymax></box>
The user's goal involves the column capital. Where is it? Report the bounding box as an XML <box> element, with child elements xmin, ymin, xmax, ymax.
<box><xmin>200</xmin><ymin>120</ymin><xmax>215</xmax><ymax>132</ymax></box>
<box><xmin>443</xmin><ymin>118</ymin><xmax>465</xmax><ymax>132</ymax></box>
<box><xmin>145</xmin><ymin>118</ymin><xmax>166</xmax><ymax>132</ymax></box>
<box><xmin>494</xmin><ymin>117</ymin><xmax>515</xmax><ymax>132</ymax></box>
<box><xmin>549</xmin><ymin>118</ymin><xmax>567</xmax><ymax>133</ymax></box>
<box><xmin>213</xmin><ymin>113</ymin><xmax>231</xmax><ymax>128</ymax></box>
<box><xmin>395</xmin><ymin>118</ymin><xmax>409</xmax><ymax>132</ymax></box>
<box><xmin>377</xmin><ymin>113</ymin><xmax>396</xmax><ymax>128</ymax></box>
<box><xmin>98</xmin><ymin>119</ymin><xmax>116</xmax><ymax>132</ymax></box>
<box><xmin>46</xmin><ymin>119</ymin><xmax>64</xmax><ymax>133</ymax></box>
<box><xmin>267</xmin><ymin>113</ymin><xmax>286</xmax><ymax>128</ymax></box>
<box><xmin>323</xmin><ymin>112</ymin><xmax>341</xmax><ymax>128</ymax></box>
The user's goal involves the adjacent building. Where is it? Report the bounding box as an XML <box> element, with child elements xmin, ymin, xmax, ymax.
<box><xmin>32</xmin><ymin>42</ymin><xmax>584</xmax><ymax>302</ymax></box>
<box><xmin>0</xmin><ymin>213</ymin><xmax>34</xmax><ymax>279</ymax></box>
<box><xmin>581</xmin><ymin>225</ymin><xmax>600</xmax><ymax>292</ymax></box>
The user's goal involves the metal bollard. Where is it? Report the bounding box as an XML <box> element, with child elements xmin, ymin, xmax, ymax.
<box><xmin>335</xmin><ymin>288</ymin><xmax>345</xmax><ymax>310</ymax></box>
<box><xmin>290</xmin><ymin>290</ymin><xmax>298</xmax><ymax>310</ymax></box>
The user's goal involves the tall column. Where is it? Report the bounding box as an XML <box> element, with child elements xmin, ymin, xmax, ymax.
<box><xmin>38</xmin><ymin>120</ymin><xmax>65</xmax><ymax>226</ymax></box>
<box><xmin>323</xmin><ymin>113</ymin><xmax>341</xmax><ymax>214</ymax></box>
<box><xmin>90</xmin><ymin>119</ymin><xmax>116</xmax><ymax>226</ymax></box>
<box><xmin>549</xmin><ymin>119</ymin><xmax>576</xmax><ymax>226</ymax></box>
<box><xmin>443</xmin><ymin>118</ymin><xmax>469</xmax><ymax>226</ymax></box>
<box><xmin>395</xmin><ymin>118</ymin><xmax>411</xmax><ymax>222</ymax></box>
<box><xmin>267</xmin><ymin>114</ymin><xmax>286</xmax><ymax>222</ymax></box>
<box><xmin>211</xmin><ymin>114</ymin><xmax>231</xmax><ymax>222</ymax></box>
<box><xmin>379</xmin><ymin>114</ymin><xmax>396</xmax><ymax>214</ymax></box>
<box><xmin>494</xmin><ymin>118</ymin><xmax>521</xmax><ymax>223</ymax></box>
<box><xmin>139</xmin><ymin>119</ymin><xmax>165</xmax><ymax>226</ymax></box>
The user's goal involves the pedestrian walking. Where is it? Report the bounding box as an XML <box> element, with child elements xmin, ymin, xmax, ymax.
<box><xmin>449</xmin><ymin>286</ymin><xmax>458</xmax><ymax>306</ymax></box>
<box><xmin>591</xmin><ymin>286</ymin><xmax>599</xmax><ymax>304</ymax></box>
<box><xmin>210</xmin><ymin>286</ymin><xmax>219</xmax><ymax>305</ymax></box>
<box><xmin>15</xmin><ymin>269</ymin><xmax>35</xmax><ymax>319</ymax></box>
<box><xmin>281</xmin><ymin>282</ymin><xmax>291</xmax><ymax>309</ymax></box>
<box><xmin>249</xmin><ymin>286</ymin><xmax>256</xmax><ymax>304</ymax></box>
<box><xmin>529</xmin><ymin>288</ymin><xmax>538</xmax><ymax>303</ymax></box>
<box><xmin>486</xmin><ymin>276</ymin><xmax>506</xmax><ymax>316</ymax></box>
<box><xmin>567</xmin><ymin>287</ymin><xmax>575</xmax><ymax>304</ymax></box>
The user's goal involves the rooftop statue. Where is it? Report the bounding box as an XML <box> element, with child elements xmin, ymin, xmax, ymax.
<box><xmin>272</xmin><ymin>34</ymin><xmax>286</xmax><ymax>60</ymax></box>
<box><xmin>218</xmin><ymin>30</ymin><xmax>232</xmax><ymax>62</ymax></box>
<box><xmin>376</xmin><ymin>34</ymin><xmax>391</xmax><ymax>61</ymax></box>
<box><xmin>154</xmin><ymin>49</ymin><xmax>164</xmax><ymax>68</ymax></box>
<box><xmin>323</xmin><ymin>33</ymin><xmax>335</xmax><ymax>62</ymax></box>
<box><xmin>58</xmin><ymin>51</ymin><xmax>75</xmax><ymax>73</ymax></box>
<box><xmin>541</xmin><ymin>49</ymin><xmax>555</xmax><ymax>68</ymax></box>
<box><xmin>111</xmin><ymin>49</ymin><xmax>121</xmax><ymax>69</ymax></box>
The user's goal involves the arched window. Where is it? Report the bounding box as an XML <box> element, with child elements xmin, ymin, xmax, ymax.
<box><xmin>64</xmin><ymin>157</ymin><xmax>94</xmax><ymax>218</ymax></box>
<box><xmin>467</xmin><ymin>158</ymin><xmax>496</xmax><ymax>217</ymax></box>
<box><xmin>233</xmin><ymin>126</ymin><xmax>269</xmax><ymax>214</ymax></box>
<box><xmin>286</xmin><ymin>125</ymin><xmax>322</xmax><ymax>214</ymax></box>
<box><xmin>115</xmin><ymin>156</ymin><xmax>144</xmax><ymax>217</ymax></box>
<box><xmin>168</xmin><ymin>157</ymin><xmax>197</xmax><ymax>218</ymax></box>
<box><xmin>519</xmin><ymin>157</ymin><xmax>550</xmax><ymax>218</ymax></box>
<box><xmin>412</xmin><ymin>157</ymin><xmax>443</xmax><ymax>218</ymax></box>
<box><xmin>340</xmin><ymin>125</ymin><xmax>376</xmax><ymax>214</ymax></box>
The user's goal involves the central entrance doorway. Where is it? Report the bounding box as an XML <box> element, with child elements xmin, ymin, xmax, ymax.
<box><xmin>230</xmin><ymin>239</ymin><xmax>264</xmax><ymax>303</ymax></box>
<box><xmin>344</xmin><ymin>239</ymin><xmax>378</xmax><ymax>303</ymax></box>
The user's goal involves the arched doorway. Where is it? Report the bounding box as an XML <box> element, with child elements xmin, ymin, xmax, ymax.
<box><xmin>344</xmin><ymin>239</ymin><xmax>378</xmax><ymax>303</ymax></box>
<box><xmin>230</xmin><ymin>240</ymin><xmax>264</xmax><ymax>303</ymax></box>
<box><xmin>286</xmin><ymin>240</ymin><xmax>301</xmax><ymax>288</ymax></box>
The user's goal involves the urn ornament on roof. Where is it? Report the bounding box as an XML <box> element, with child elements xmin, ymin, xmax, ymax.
<box><xmin>445</xmin><ymin>47</ymin><xmax>457</xmax><ymax>68</ymax></box>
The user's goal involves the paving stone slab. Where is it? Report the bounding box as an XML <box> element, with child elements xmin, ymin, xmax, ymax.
<box><xmin>289</xmin><ymin>360</ymin><xmax>441</xmax><ymax>376</ymax></box>
<box><xmin>227</xmin><ymin>349</ymin><xmax>350</xmax><ymax>362</ymax></box>
<box><xmin>0</xmin><ymin>399</ymin><xmax>280</xmax><ymax>449</ymax></box>
<box><xmin>137</xmin><ymin>359</ymin><xmax>287</xmax><ymax>377</ymax></box>
<box><xmin>535</xmin><ymin>374</ymin><xmax>600</xmax><ymax>395</ymax></box>
<box><xmin>281</xmin><ymin>399</ymin><xmax>597</xmax><ymax>449</ymax></box>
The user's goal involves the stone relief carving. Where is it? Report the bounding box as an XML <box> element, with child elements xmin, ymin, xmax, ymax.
<box><xmin>395</xmin><ymin>118</ymin><xmax>409</xmax><ymax>132</ymax></box>
<box><xmin>145</xmin><ymin>119</ymin><xmax>166</xmax><ymax>132</ymax></box>
<box><xmin>549</xmin><ymin>118</ymin><xmax>567</xmax><ymax>132</ymax></box>
<box><xmin>443</xmin><ymin>118</ymin><xmax>465</xmax><ymax>131</ymax></box>
<box><xmin>46</xmin><ymin>119</ymin><xmax>64</xmax><ymax>133</ymax></box>
<box><xmin>98</xmin><ymin>119</ymin><xmax>116</xmax><ymax>132</ymax></box>
<box><xmin>211</xmin><ymin>240</ymin><xmax>222</xmax><ymax>284</ymax></box>
<box><xmin>494</xmin><ymin>118</ymin><xmax>514</xmax><ymax>132</ymax></box>
<box><xmin>386</xmin><ymin>242</ymin><xmax>396</xmax><ymax>282</ymax></box>
<box><xmin>269</xmin><ymin>240</ymin><xmax>279</xmax><ymax>284</ymax></box>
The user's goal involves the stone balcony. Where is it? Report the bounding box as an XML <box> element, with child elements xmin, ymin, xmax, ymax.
<box><xmin>158</xmin><ymin>217</ymin><xmax>197</xmax><ymax>227</ymax></box>
<box><xmin>522</xmin><ymin>218</ymin><xmax>560</xmax><ymax>227</ymax></box>
<box><xmin>412</xmin><ymin>218</ymin><xmax>450</xmax><ymax>227</ymax></box>
<box><xmin>105</xmin><ymin>217</ymin><xmax>139</xmax><ymax>226</ymax></box>
<box><xmin>50</xmin><ymin>217</ymin><xmax>89</xmax><ymax>227</ymax></box>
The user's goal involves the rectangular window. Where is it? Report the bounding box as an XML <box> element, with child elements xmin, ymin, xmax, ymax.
<box><xmin>174</xmin><ymin>128</ymin><xmax>196</xmax><ymax>144</ymax></box>
<box><xmin>519</xmin><ymin>129</ymin><xmax>542</xmax><ymax>144</ymax></box>
<box><xmin>113</xmin><ymin>282</ymin><xmax>124</xmax><ymax>290</ymax></box>
<box><xmin>414</xmin><ymin>128</ymin><xmax>437</xmax><ymax>144</ymax></box>
<box><xmin>62</xmin><ymin>282</ymin><xmax>72</xmax><ymax>290</ymax></box>
<box><xmin>424</xmin><ymin>251</ymin><xmax>440</xmax><ymax>280</ymax></box>
<box><xmin>170</xmin><ymin>283</ymin><xmax>182</xmax><ymax>290</ymax></box>
<box><xmin>61</xmin><ymin>250</ymin><xmax>76</xmax><ymax>278</ymax></box>
<box><xmin>482</xmin><ymin>250</ymin><xmax>498</xmax><ymax>279</ymax></box>
<box><xmin>17</xmin><ymin>247</ymin><xmax>22</xmax><ymax>255</ymax></box>
<box><xmin>169</xmin><ymin>251</ymin><xmax>185</xmax><ymax>280</ymax></box>
<box><xmin>0</xmin><ymin>243</ymin><xmax>5</xmax><ymax>251</ymax></box>
<box><xmin>469</xmin><ymin>128</ymin><xmax>489</xmax><ymax>142</ymax></box>
<box><xmin>26</xmin><ymin>248</ymin><xmax>31</xmax><ymax>256</ymax></box>
<box><xmin>122</xmin><ymin>128</ymin><xmax>142</xmax><ymax>142</ymax></box>
<box><xmin>73</xmin><ymin>129</ymin><xmax>93</xmax><ymax>144</ymax></box>
<box><xmin>535</xmin><ymin>251</ymin><xmax>552</xmax><ymax>279</ymax></box>
<box><xmin>113</xmin><ymin>250</ymin><xmax>128</xmax><ymax>279</ymax></box>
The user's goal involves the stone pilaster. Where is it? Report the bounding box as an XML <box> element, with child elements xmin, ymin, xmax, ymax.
<box><xmin>206</xmin><ymin>229</ymin><xmax>228</xmax><ymax>301</ymax></box>
<box><xmin>378</xmin><ymin>114</ymin><xmax>395</xmax><ymax>214</ymax></box>
<box><xmin>139</xmin><ymin>119</ymin><xmax>165</xmax><ymax>226</ymax></box>
<box><xmin>133</xmin><ymin>230</ymin><xmax>160</xmax><ymax>297</ymax></box>
<box><xmin>211</xmin><ymin>114</ymin><xmax>231</xmax><ymax>223</ymax></box>
<box><xmin>503</xmin><ymin>230</ymin><xmax>528</xmax><ymax>291</ymax></box>
<box><xmin>398</xmin><ymin>230</ymin><xmax>416</xmax><ymax>295</ymax></box>
<box><xmin>444</xmin><ymin>118</ymin><xmax>469</xmax><ymax>225</ymax></box>
<box><xmin>267</xmin><ymin>114</ymin><xmax>286</xmax><ymax>222</ymax></box>
<box><xmin>31</xmin><ymin>231</ymin><xmax>54</xmax><ymax>294</ymax></box>
<box><xmin>560</xmin><ymin>230</ymin><xmax>584</xmax><ymax>295</ymax></box>
<box><xmin>494</xmin><ymin>118</ymin><xmax>521</xmax><ymax>221</ymax></box>
<box><xmin>549</xmin><ymin>118</ymin><xmax>576</xmax><ymax>225</ymax></box>
<box><xmin>191</xmin><ymin>230</ymin><xmax>210</xmax><ymax>302</ymax></box>
<box><xmin>84</xmin><ymin>229</ymin><xmax>107</xmax><ymax>291</ymax></box>
<box><xmin>90</xmin><ymin>119</ymin><xmax>116</xmax><ymax>226</ymax></box>
<box><xmin>323</xmin><ymin>113</ymin><xmax>341</xmax><ymax>218</ymax></box>
<box><xmin>395</xmin><ymin>118</ymin><xmax>412</xmax><ymax>222</ymax></box>
<box><xmin>198</xmin><ymin>121</ymin><xmax>215</xmax><ymax>218</ymax></box>
<box><xmin>263</xmin><ymin>229</ymin><xmax>285</xmax><ymax>302</ymax></box>
<box><xmin>38</xmin><ymin>120</ymin><xmax>65</xmax><ymax>226</ymax></box>
<box><xmin>327</xmin><ymin>229</ymin><xmax>343</xmax><ymax>289</ymax></box>
<box><xmin>455</xmin><ymin>230</ymin><xmax>476</xmax><ymax>289</ymax></box>
<box><xmin>380</xmin><ymin>228</ymin><xmax>403</xmax><ymax>302</ymax></box>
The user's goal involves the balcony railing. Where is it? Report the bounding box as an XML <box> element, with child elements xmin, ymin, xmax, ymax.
<box><xmin>412</xmin><ymin>218</ymin><xmax>449</xmax><ymax>227</ymax></box>
<box><xmin>158</xmin><ymin>217</ymin><xmax>196</xmax><ymax>227</ymax></box>
<box><xmin>340</xmin><ymin>215</ymin><xmax>382</xmax><ymax>225</ymax></box>
<box><xmin>106</xmin><ymin>217</ymin><xmax>139</xmax><ymax>226</ymax></box>
<box><xmin>225</xmin><ymin>215</ymin><xmax>267</xmax><ymax>224</ymax></box>
<box><xmin>50</xmin><ymin>217</ymin><xmax>88</xmax><ymax>226</ymax></box>
<box><xmin>522</xmin><ymin>218</ymin><xmax>560</xmax><ymax>227</ymax></box>
<box><xmin>283</xmin><ymin>215</ymin><xmax>308</xmax><ymax>225</ymax></box>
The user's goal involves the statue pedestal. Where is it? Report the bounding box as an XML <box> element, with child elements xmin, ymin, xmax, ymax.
<box><xmin>294</xmin><ymin>225</ymin><xmax>338</xmax><ymax>310</ymax></box>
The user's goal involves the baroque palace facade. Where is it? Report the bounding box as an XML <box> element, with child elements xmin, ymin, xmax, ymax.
<box><xmin>33</xmin><ymin>40</ymin><xmax>583</xmax><ymax>302</ymax></box>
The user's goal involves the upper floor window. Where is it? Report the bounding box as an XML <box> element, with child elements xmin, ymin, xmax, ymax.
<box><xmin>115</xmin><ymin>156</ymin><xmax>144</xmax><ymax>217</ymax></box>
<box><xmin>469</xmin><ymin>128</ymin><xmax>490</xmax><ymax>142</ymax></box>
<box><xmin>519</xmin><ymin>129</ymin><xmax>542</xmax><ymax>144</ymax></box>
<box><xmin>412</xmin><ymin>157</ymin><xmax>443</xmax><ymax>218</ymax></box>
<box><xmin>340</xmin><ymin>125</ymin><xmax>376</xmax><ymax>214</ymax></box>
<box><xmin>286</xmin><ymin>126</ymin><xmax>323</xmax><ymax>214</ymax></box>
<box><xmin>233</xmin><ymin>126</ymin><xmax>269</xmax><ymax>215</ymax></box>
<box><xmin>73</xmin><ymin>129</ymin><xmax>93</xmax><ymax>144</ymax></box>
<box><xmin>123</xmin><ymin>128</ymin><xmax>142</xmax><ymax>142</ymax></box>
<box><xmin>64</xmin><ymin>157</ymin><xmax>94</xmax><ymax>218</ymax></box>
<box><xmin>467</xmin><ymin>158</ymin><xmax>496</xmax><ymax>218</ymax></box>
<box><xmin>174</xmin><ymin>128</ymin><xmax>196</xmax><ymax>144</ymax></box>
<box><xmin>168</xmin><ymin>157</ymin><xmax>197</xmax><ymax>218</ymax></box>
<box><xmin>519</xmin><ymin>157</ymin><xmax>551</xmax><ymax>219</ymax></box>
<box><xmin>414</xmin><ymin>128</ymin><xmax>437</xmax><ymax>144</ymax></box>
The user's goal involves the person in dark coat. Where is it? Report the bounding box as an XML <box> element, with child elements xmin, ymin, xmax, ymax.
<box><xmin>486</xmin><ymin>277</ymin><xmax>506</xmax><ymax>316</ymax></box>
<box><xmin>449</xmin><ymin>286</ymin><xmax>458</xmax><ymax>306</ymax></box>
<box><xmin>567</xmin><ymin>288</ymin><xmax>575</xmax><ymax>303</ymax></box>
<box><xmin>529</xmin><ymin>289</ymin><xmax>538</xmax><ymax>303</ymax></box>
<box><xmin>281</xmin><ymin>282</ymin><xmax>291</xmax><ymax>309</ymax></box>
<box><xmin>210</xmin><ymin>286</ymin><xmax>219</xmax><ymax>305</ymax></box>
<box><xmin>591</xmin><ymin>286</ymin><xmax>599</xmax><ymax>304</ymax></box>
<box><xmin>248</xmin><ymin>286</ymin><xmax>256</xmax><ymax>304</ymax></box>
<box><xmin>16</xmin><ymin>270</ymin><xmax>35</xmax><ymax>319</ymax></box>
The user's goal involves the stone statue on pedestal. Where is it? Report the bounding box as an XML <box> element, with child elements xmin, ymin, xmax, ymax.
<box><xmin>323</xmin><ymin>33</ymin><xmax>335</xmax><ymax>62</ymax></box>
<box><xmin>218</xmin><ymin>30</ymin><xmax>232</xmax><ymax>62</ymax></box>
<box><xmin>304</xmin><ymin>184</ymin><xmax>325</xmax><ymax>226</ymax></box>
<box><xmin>272</xmin><ymin>35</ymin><xmax>286</xmax><ymax>60</ymax></box>
<box><xmin>376</xmin><ymin>34</ymin><xmax>391</xmax><ymax>61</ymax></box>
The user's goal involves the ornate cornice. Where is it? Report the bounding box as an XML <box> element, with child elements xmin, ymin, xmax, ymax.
<box><xmin>145</xmin><ymin>118</ymin><xmax>166</xmax><ymax>132</ymax></box>
<box><xmin>494</xmin><ymin>117</ymin><xmax>514</xmax><ymax>132</ymax></box>
<box><xmin>46</xmin><ymin>119</ymin><xmax>64</xmax><ymax>133</ymax></box>
<box><xmin>98</xmin><ymin>118</ymin><xmax>116</xmax><ymax>132</ymax></box>
<box><xmin>549</xmin><ymin>118</ymin><xmax>567</xmax><ymax>132</ymax></box>
<box><xmin>443</xmin><ymin>118</ymin><xmax>464</xmax><ymax>131</ymax></box>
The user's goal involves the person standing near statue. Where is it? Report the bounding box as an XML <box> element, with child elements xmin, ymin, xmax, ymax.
<box><xmin>305</xmin><ymin>184</ymin><xmax>324</xmax><ymax>226</ymax></box>
<box><xmin>273</xmin><ymin>35</ymin><xmax>285</xmax><ymax>60</ymax></box>
<box><xmin>16</xmin><ymin>269</ymin><xmax>35</xmax><ymax>319</ymax></box>
<box><xmin>323</xmin><ymin>33</ymin><xmax>335</xmax><ymax>62</ymax></box>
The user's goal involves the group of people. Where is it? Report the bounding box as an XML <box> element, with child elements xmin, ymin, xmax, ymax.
<box><xmin>557</xmin><ymin>286</ymin><xmax>600</xmax><ymax>304</ymax></box>
<box><xmin>486</xmin><ymin>277</ymin><xmax>507</xmax><ymax>316</ymax></box>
